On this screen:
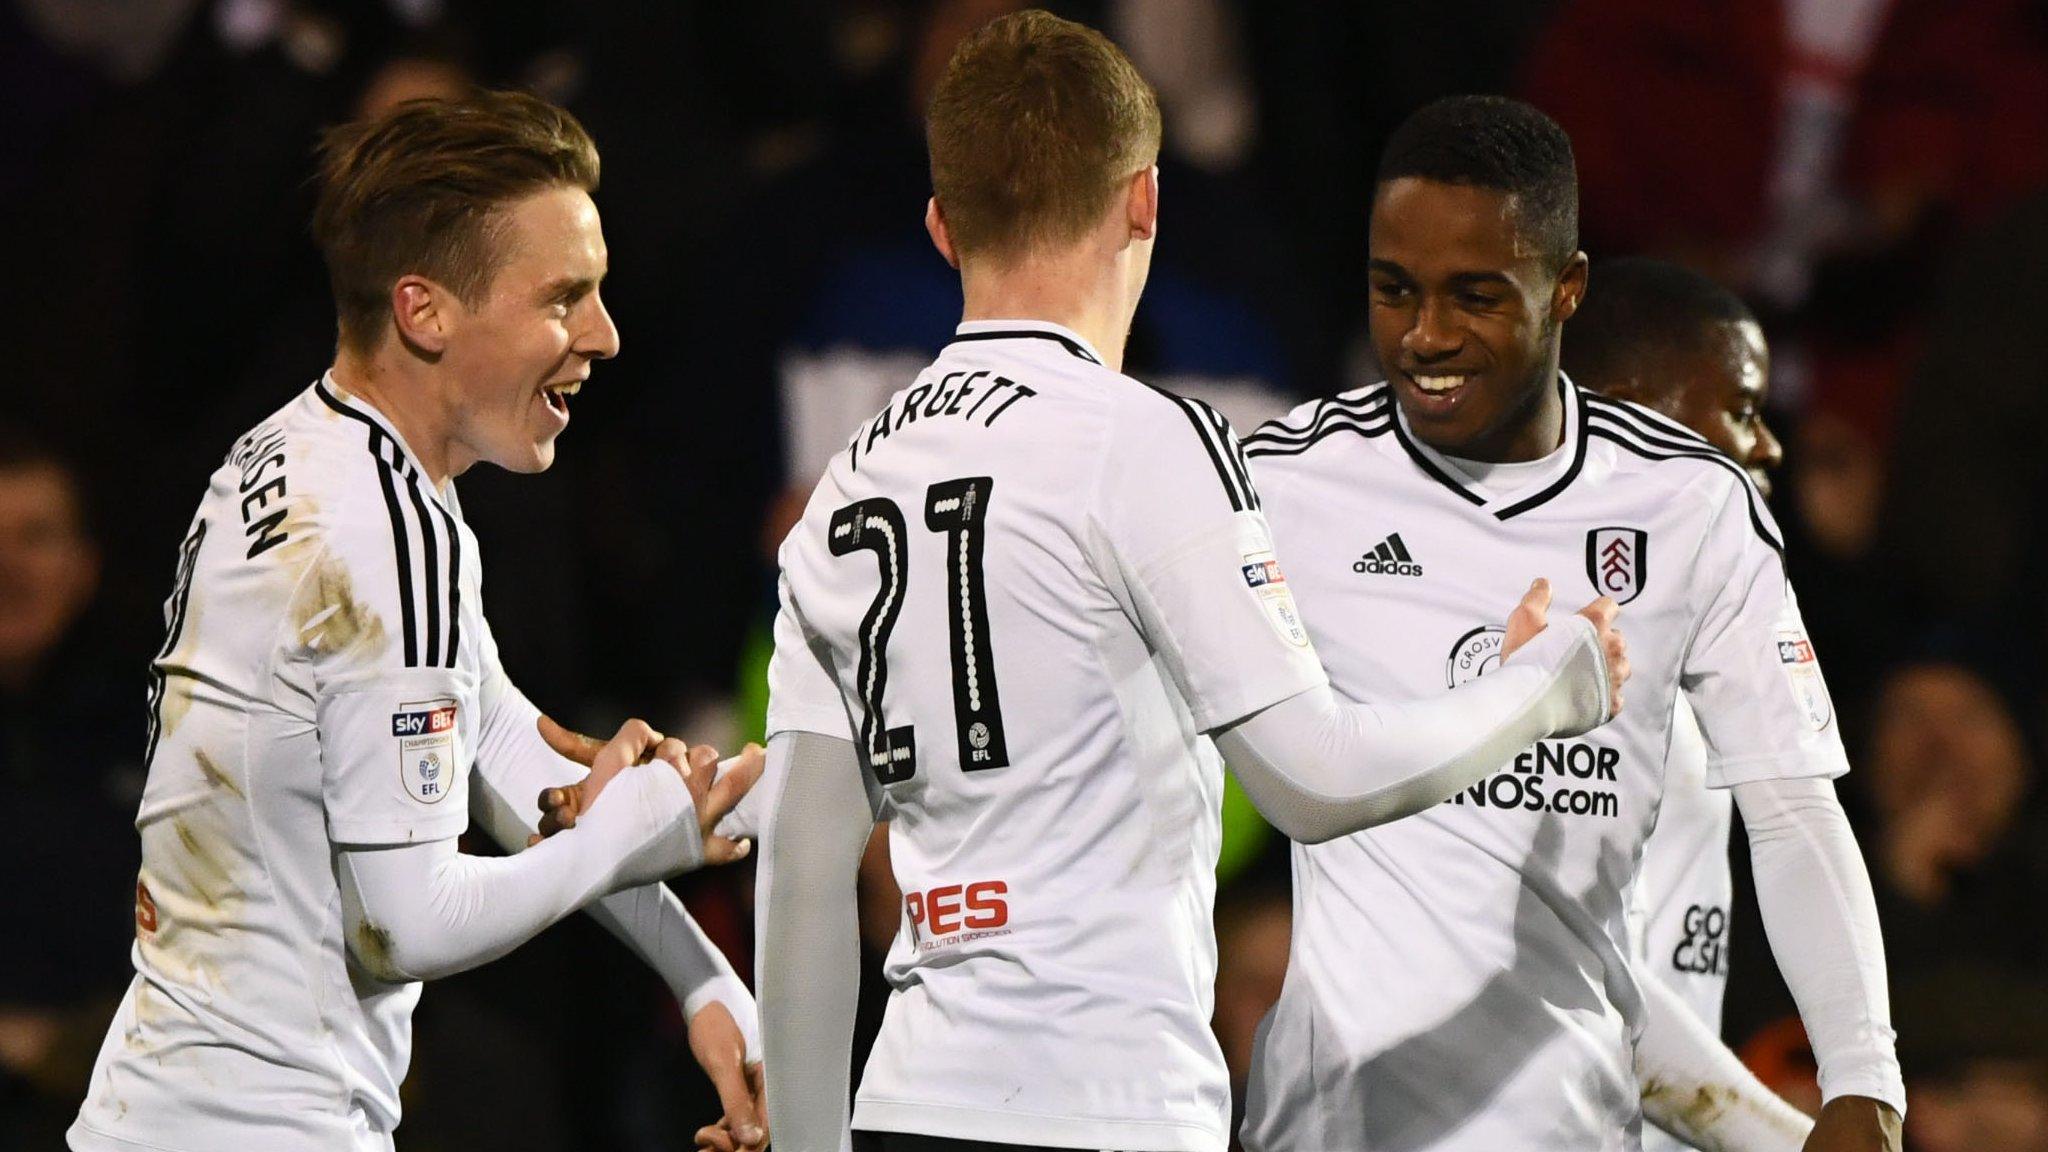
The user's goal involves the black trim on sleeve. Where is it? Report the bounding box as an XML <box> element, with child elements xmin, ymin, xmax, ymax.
<box><xmin>1141</xmin><ymin>385</ymin><xmax>1257</xmax><ymax>512</ymax></box>
<box><xmin>403</xmin><ymin>476</ymin><xmax>442</xmax><ymax>667</ymax></box>
<box><xmin>316</xmin><ymin>381</ymin><xmax>423</xmax><ymax>665</ymax></box>
<box><xmin>1201</xmin><ymin>400</ymin><xmax>1263</xmax><ymax>511</ymax></box>
<box><xmin>436</xmin><ymin>503</ymin><xmax>463</xmax><ymax>667</ymax></box>
<box><xmin>1243</xmin><ymin>388</ymin><xmax>1393</xmax><ymax>457</ymax></box>
<box><xmin>1586</xmin><ymin>419</ymin><xmax>1785</xmax><ymax>555</ymax></box>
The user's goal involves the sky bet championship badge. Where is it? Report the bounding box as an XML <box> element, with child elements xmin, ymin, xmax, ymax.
<box><xmin>1776</xmin><ymin>625</ymin><xmax>1834</xmax><ymax>732</ymax></box>
<box><xmin>1242</xmin><ymin>550</ymin><xmax>1311</xmax><ymax>648</ymax></box>
<box><xmin>393</xmin><ymin>698</ymin><xmax>458</xmax><ymax>804</ymax></box>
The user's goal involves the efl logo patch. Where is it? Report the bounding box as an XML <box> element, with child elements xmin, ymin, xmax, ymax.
<box><xmin>1775</xmin><ymin>626</ymin><xmax>1833</xmax><ymax>732</ymax></box>
<box><xmin>1586</xmin><ymin>527</ymin><xmax>1648</xmax><ymax>605</ymax></box>
<box><xmin>394</xmin><ymin>698</ymin><xmax>458</xmax><ymax>804</ymax></box>
<box><xmin>1242</xmin><ymin>550</ymin><xmax>1311</xmax><ymax>648</ymax></box>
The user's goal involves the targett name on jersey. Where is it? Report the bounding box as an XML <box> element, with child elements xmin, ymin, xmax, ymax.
<box><xmin>844</xmin><ymin>370</ymin><xmax>1039</xmax><ymax>471</ymax></box>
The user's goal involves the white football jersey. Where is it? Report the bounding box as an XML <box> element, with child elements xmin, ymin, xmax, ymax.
<box><xmin>73</xmin><ymin>376</ymin><xmax>491</xmax><ymax>1152</ymax></box>
<box><xmin>1238</xmin><ymin>377</ymin><xmax>1846</xmax><ymax>1152</ymax></box>
<box><xmin>767</xmin><ymin>320</ymin><xmax>1326</xmax><ymax>1151</ymax></box>
<box><xmin>1633</xmin><ymin>699</ymin><xmax>1735</xmax><ymax>1152</ymax></box>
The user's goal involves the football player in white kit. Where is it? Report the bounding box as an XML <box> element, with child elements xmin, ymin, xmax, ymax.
<box><xmin>1566</xmin><ymin>257</ymin><xmax>1818</xmax><ymax>1152</ymax></box>
<box><xmin>69</xmin><ymin>92</ymin><xmax>766</xmax><ymax>1152</ymax></box>
<box><xmin>1240</xmin><ymin>97</ymin><xmax>1903</xmax><ymax>1152</ymax></box>
<box><xmin>752</xmin><ymin>14</ymin><xmax>1628</xmax><ymax>1152</ymax></box>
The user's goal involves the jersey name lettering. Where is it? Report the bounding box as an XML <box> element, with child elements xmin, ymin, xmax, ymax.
<box><xmin>848</xmin><ymin>371</ymin><xmax>1038</xmax><ymax>470</ymax></box>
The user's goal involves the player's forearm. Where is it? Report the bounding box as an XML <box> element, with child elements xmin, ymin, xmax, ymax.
<box><xmin>468</xmin><ymin>691</ymin><xmax>756</xmax><ymax>1047</ymax></box>
<box><xmin>1636</xmin><ymin>969</ymin><xmax>1812</xmax><ymax>1151</ymax></box>
<box><xmin>1216</xmin><ymin>616</ymin><xmax>1609</xmax><ymax>842</ymax></box>
<box><xmin>586</xmin><ymin>887</ymin><xmax>758</xmax><ymax>1059</ymax></box>
<box><xmin>759</xmin><ymin>731</ymin><xmax>874</xmax><ymax>1152</ymax></box>
<box><xmin>341</xmin><ymin>761</ymin><xmax>702</xmax><ymax>983</ymax></box>
<box><xmin>1734</xmin><ymin>776</ymin><xmax>1906</xmax><ymax>1117</ymax></box>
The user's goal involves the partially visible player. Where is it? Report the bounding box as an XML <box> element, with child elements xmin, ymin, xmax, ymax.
<box><xmin>70</xmin><ymin>91</ymin><xmax>765</xmax><ymax>1152</ymax></box>
<box><xmin>1240</xmin><ymin>97</ymin><xmax>1903</xmax><ymax>1152</ymax></box>
<box><xmin>754</xmin><ymin>13</ymin><xmax>1626</xmax><ymax>1152</ymax></box>
<box><xmin>1567</xmin><ymin>256</ymin><xmax>1811</xmax><ymax>1152</ymax></box>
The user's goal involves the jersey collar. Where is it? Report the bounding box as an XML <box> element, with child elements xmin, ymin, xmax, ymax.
<box><xmin>1389</xmin><ymin>372</ymin><xmax>1590</xmax><ymax>521</ymax></box>
<box><xmin>949</xmin><ymin>319</ymin><xmax>1106</xmax><ymax>366</ymax></box>
<box><xmin>314</xmin><ymin>372</ymin><xmax>453</xmax><ymax>507</ymax></box>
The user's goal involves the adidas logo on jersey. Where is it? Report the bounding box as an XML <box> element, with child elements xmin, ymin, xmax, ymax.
<box><xmin>1353</xmin><ymin>533</ymin><xmax>1423</xmax><ymax>577</ymax></box>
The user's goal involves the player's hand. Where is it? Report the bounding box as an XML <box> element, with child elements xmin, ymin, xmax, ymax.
<box><xmin>687</xmin><ymin>743</ymin><xmax>766</xmax><ymax>867</ymax></box>
<box><xmin>537</xmin><ymin>713</ymin><xmax>606</xmax><ymax>767</ymax></box>
<box><xmin>1801</xmin><ymin>1096</ymin><xmax>1901</xmax><ymax>1152</ymax></box>
<box><xmin>1499</xmin><ymin>579</ymin><xmax>1629</xmax><ymax>718</ymax></box>
<box><xmin>528</xmin><ymin>718</ymin><xmax>702</xmax><ymax>843</ymax></box>
<box><xmin>1574</xmin><ymin>594</ymin><xmax>1628</xmax><ymax>719</ymax></box>
<box><xmin>688</xmin><ymin>1003</ymin><xmax>767</xmax><ymax>1152</ymax></box>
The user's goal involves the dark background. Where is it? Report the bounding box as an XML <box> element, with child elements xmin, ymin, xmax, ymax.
<box><xmin>5</xmin><ymin>1</ymin><xmax>2046</xmax><ymax>1148</ymax></box>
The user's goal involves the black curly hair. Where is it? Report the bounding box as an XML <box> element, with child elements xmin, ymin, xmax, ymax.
<box><xmin>1376</xmin><ymin>95</ymin><xmax>1579</xmax><ymax>272</ymax></box>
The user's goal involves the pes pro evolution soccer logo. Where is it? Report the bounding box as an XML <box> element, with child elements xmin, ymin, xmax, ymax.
<box><xmin>392</xmin><ymin>699</ymin><xmax>458</xmax><ymax>804</ymax></box>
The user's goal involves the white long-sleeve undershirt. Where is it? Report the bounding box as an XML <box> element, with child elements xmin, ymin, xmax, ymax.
<box><xmin>1735</xmin><ymin>774</ymin><xmax>1905</xmax><ymax>1117</ymax></box>
<box><xmin>466</xmin><ymin>685</ymin><xmax>758</xmax><ymax>1057</ymax></box>
<box><xmin>338</xmin><ymin>753</ymin><xmax>701</xmax><ymax>984</ymax></box>
<box><xmin>1635</xmin><ymin>958</ymin><xmax>1814</xmax><ymax>1151</ymax></box>
<box><xmin>1215</xmin><ymin>613</ymin><xmax>1612</xmax><ymax>842</ymax></box>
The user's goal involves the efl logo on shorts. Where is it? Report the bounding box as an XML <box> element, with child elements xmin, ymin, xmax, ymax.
<box><xmin>1585</xmin><ymin>527</ymin><xmax>1648</xmax><ymax>605</ymax></box>
<box><xmin>394</xmin><ymin>698</ymin><xmax>458</xmax><ymax>804</ymax></box>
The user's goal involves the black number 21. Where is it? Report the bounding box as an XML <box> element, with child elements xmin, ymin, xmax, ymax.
<box><xmin>830</xmin><ymin>476</ymin><xmax>1009</xmax><ymax>785</ymax></box>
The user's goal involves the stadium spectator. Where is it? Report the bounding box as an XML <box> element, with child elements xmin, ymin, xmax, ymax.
<box><xmin>1860</xmin><ymin>661</ymin><xmax>2047</xmax><ymax>974</ymax></box>
<box><xmin>0</xmin><ymin>431</ymin><xmax>140</xmax><ymax>1148</ymax></box>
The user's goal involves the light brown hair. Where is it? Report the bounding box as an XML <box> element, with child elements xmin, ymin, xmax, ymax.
<box><xmin>925</xmin><ymin>10</ymin><xmax>1161</xmax><ymax>263</ymax></box>
<box><xmin>312</xmin><ymin>89</ymin><xmax>600</xmax><ymax>357</ymax></box>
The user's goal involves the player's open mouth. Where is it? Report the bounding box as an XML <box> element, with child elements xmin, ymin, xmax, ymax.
<box><xmin>541</xmin><ymin>380</ymin><xmax>581</xmax><ymax>416</ymax></box>
<box><xmin>1399</xmin><ymin>370</ymin><xmax>1474</xmax><ymax>415</ymax></box>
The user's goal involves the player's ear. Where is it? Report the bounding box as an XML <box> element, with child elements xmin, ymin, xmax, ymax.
<box><xmin>926</xmin><ymin>198</ymin><xmax>961</xmax><ymax>271</ymax></box>
<box><xmin>1553</xmin><ymin>251</ymin><xmax>1589</xmax><ymax>323</ymax></box>
<box><xmin>1126</xmin><ymin>165</ymin><xmax>1159</xmax><ymax>243</ymax></box>
<box><xmin>390</xmin><ymin>274</ymin><xmax>451</xmax><ymax>356</ymax></box>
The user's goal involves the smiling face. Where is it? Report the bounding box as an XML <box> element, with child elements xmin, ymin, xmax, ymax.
<box><xmin>1368</xmin><ymin>177</ymin><xmax>1586</xmax><ymax>461</ymax></box>
<box><xmin>437</xmin><ymin>185</ymin><xmax>619</xmax><ymax>475</ymax></box>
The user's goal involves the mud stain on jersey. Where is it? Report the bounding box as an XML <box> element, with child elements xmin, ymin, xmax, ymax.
<box><xmin>354</xmin><ymin>920</ymin><xmax>396</xmax><ymax>977</ymax></box>
<box><xmin>192</xmin><ymin>749</ymin><xmax>244</xmax><ymax>799</ymax></box>
<box><xmin>171</xmin><ymin>816</ymin><xmax>240</xmax><ymax>913</ymax></box>
<box><xmin>293</xmin><ymin>550</ymin><xmax>388</xmax><ymax>661</ymax></box>
<box><xmin>1641</xmin><ymin>1077</ymin><xmax>1739</xmax><ymax>1135</ymax></box>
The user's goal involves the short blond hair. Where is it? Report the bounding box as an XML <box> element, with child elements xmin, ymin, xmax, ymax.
<box><xmin>312</xmin><ymin>89</ymin><xmax>600</xmax><ymax>356</ymax></box>
<box><xmin>925</xmin><ymin>10</ymin><xmax>1161</xmax><ymax>263</ymax></box>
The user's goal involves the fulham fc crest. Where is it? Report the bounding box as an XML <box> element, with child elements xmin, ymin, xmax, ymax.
<box><xmin>1586</xmin><ymin>528</ymin><xmax>1648</xmax><ymax>605</ymax></box>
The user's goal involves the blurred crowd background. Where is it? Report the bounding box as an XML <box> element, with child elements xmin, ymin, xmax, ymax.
<box><xmin>5</xmin><ymin>0</ymin><xmax>2048</xmax><ymax>1148</ymax></box>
